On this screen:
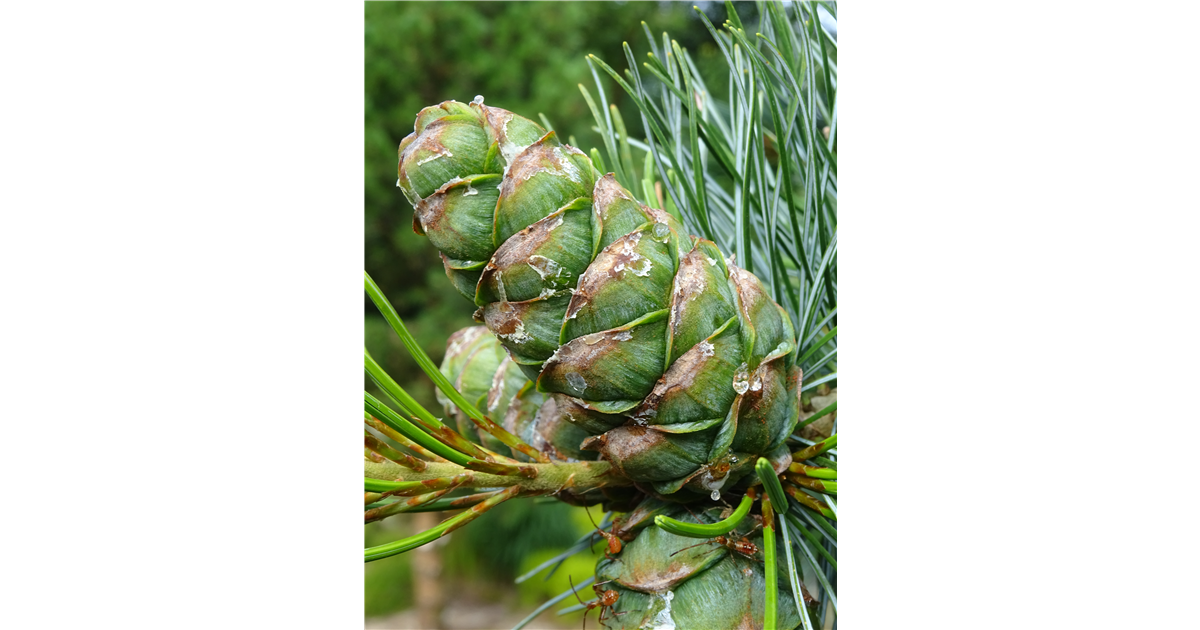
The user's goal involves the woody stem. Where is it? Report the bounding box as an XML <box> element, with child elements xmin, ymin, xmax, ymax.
<box><xmin>364</xmin><ymin>458</ymin><xmax>633</xmax><ymax>494</ymax></box>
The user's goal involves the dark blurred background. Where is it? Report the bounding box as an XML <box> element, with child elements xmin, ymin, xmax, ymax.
<box><xmin>364</xmin><ymin>2</ymin><xmax>750</xmax><ymax>626</ymax></box>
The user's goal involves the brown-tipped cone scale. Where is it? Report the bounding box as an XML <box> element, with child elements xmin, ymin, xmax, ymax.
<box><xmin>405</xmin><ymin>98</ymin><xmax>801</xmax><ymax>498</ymax></box>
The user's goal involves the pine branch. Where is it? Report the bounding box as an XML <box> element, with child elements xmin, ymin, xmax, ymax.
<box><xmin>363</xmin><ymin>457</ymin><xmax>633</xmax><ymax>495</ymax></box>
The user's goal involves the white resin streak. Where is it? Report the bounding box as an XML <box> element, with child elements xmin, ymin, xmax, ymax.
<box><xmin>647</xmin><ymin>591</ymin><xmax>676</xmax><ymax>630</ymax></box>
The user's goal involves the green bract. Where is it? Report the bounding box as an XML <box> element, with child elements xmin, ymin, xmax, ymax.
<box><xmin>403</xmin><ymin>99</ymin><xmax>803</xmax><ymax>497</ymax></box>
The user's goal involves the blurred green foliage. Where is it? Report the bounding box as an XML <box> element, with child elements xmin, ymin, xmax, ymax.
<box><xmin>364</xmin><ymin>521</ymin><xmax>415</xmax><ymax>617</ymax></box>
<box><xmin>365</xmin><ymin>501</ymin><xmax>606</xmax><ymax>620</ymax></box>
<box><xmin>364</xmin><ymin>1</ymin><xmax>745</xmax><ymax>621</ymax></box>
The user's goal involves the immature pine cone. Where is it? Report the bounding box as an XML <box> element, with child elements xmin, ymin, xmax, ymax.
<box><xmin>400</xmin><ymin>98</ymin><xmax>800</xmax><ymax>498</ymax></box>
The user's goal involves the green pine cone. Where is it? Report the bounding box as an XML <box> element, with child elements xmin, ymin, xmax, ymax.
<box><xmin>439</xmin><ymin>325</ymin><xmax>645</xmax><ymax>511</ymax></box>
<box><xmin>594</xmin><ymin>503</ymin><xmax>806</xmax><ymax>630</ymax></box>
<box><xmin>404</xmin><ymin>98</ymin><xmax>802</xmax><ymax>497</ymax></box>
<box><xmin>438</xmin><ymin>325</ymin><xmax>596</xmax><ymax>462</ymax></box>
<box><xmin>436</xmin><ymin>325</ymin><xmax>505</xmax><ymax>450</ymax></box>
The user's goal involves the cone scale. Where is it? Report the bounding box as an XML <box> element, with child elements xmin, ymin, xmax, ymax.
<box><xmin>402</xmin><ymin>98</ymin><xmax>801</xmax><ymax>498</ymax></box>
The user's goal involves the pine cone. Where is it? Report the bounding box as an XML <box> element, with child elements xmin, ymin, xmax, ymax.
<box><xmin>595</xmin><ymin>503</ymin><xmax>807</xmax><ymax>629</ymax></box>
<box><xmin>403</xmin><ymin>99</ymin><xmax>801</xmax><ymax>497</ymax></box>
<box><xmin>439</xmin><ymin>325</ymin><xmax>644</xmax><ymax>511</ymax></box>
<box><xmin>438</xmin><ymin>325</ymin><xmax>596</xmax><ymax>463</ymax></box>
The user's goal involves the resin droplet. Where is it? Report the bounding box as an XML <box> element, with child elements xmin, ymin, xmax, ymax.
<box><xmin>495</xmin><ymin>270</ymin><xmax>507</xmax><ymax>304</ymax></box>
<box><xmin>496</xmin><ymin>320</ymin><xmax>530</xmax><ymax>343</ymax></box>
<box><xmin>697</xmin><ymin>467</ymin><xmax>728</xmax><ymax>500</ymax></box>
<box><xmin>732</xmin><ymin>363</ymin><xmax>750</xmax><ymax>394</ymax></box>
<box><xmin>472</xmin><ymin>95</ymin><xmax>485</xmax><ymax>105</ymax></box>
<box><xmin>527</xmin><ymin>255</ymin><xmax>561</xmax><ymax>281</ymax></box>
<box><xmin>566</xmin><ymin>372</ymin><xmax>587</xmax><ymax>394</ymax></box>
<box><xmin>629</xmin><ymin>257</ymin><xmax>653</xmax><ymax>277</ymax></box>
<box><xmin>648</xmin><ymin>591</ymin><xmax>676</xmax><ymax>630</ymax></box>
